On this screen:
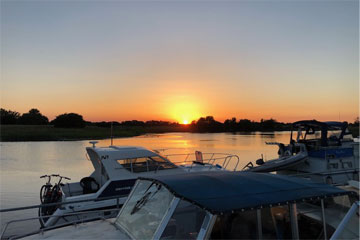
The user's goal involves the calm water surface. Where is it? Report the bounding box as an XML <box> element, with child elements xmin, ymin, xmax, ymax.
<box><xmin>0</xmin><ymin>132</ymin><xmax>291</xmax><ymax>232</ymax></box>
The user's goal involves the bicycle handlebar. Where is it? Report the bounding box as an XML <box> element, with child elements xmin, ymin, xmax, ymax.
<box><xmin>40</xmin><ymin>174</ymin><xmax>71</xmax><ymax>181</ymax></box>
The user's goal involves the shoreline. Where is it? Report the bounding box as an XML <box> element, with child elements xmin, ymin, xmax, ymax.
<box><xmin>1</xmin><ymin>125</ymin><xmax>358</xmax><ymax>142</ymax></box>
<box><xmin>0</xmin><ymin>125</ymin><xmax>189</xmax><ymax>142</ymax></box>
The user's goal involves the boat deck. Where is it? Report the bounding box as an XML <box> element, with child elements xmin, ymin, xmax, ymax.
<box><xmin>23</xmin><ymin>219</ymin><xmax>128</xmax><ymax>239</ymax></box>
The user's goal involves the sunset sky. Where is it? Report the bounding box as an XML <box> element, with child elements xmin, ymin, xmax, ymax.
<box><xmin>1</xmin><ymin>1</ymin><xmax>358</xmax><ymax>124</ymax></box>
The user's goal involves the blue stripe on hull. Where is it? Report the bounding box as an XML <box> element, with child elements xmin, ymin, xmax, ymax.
<box><xmin>308</xmin><ymin>148</ymin><xmax>353</xmax><ymax>159</ymax></box>
<box><xmin>98</xmin><ymin>179</ymin><xmax>137</xmax><ymax>198</ymax></box>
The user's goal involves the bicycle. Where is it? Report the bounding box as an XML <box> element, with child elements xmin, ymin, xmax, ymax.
<box><xmin>50</xmin><ymin>174</ymin><xmax>71</xmax><ymax>205</ymax></box>
<box><xmin>38</xmin><ymin>174</ymin><xmax>71</xmax><ymax>227</ymax></box>
<box><xmin>39</xmin><ymin>175</ymin><xmax>52</xmax><ymax>204</ymax></box>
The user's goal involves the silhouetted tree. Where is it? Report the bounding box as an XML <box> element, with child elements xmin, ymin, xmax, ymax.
<box><xmin>224</xmin><ymin>117</ymin><xmax>237</xmax><ymax>132</ymax></box>
<box><xmin>52</xmin><ymin>113</ymin><xmax>86</xmax><ymax>128</ymax></box>
<box><xmin>18</xmin><ymin>108</ymin><xmax>49</xmax><ymax>125</ymax></box>
<box><xmin>0</xmin><ymin>108</ymin><xmax>20</xmax><ymax>124</ymax></box>
<box><xmin>354</xmin><ymin>117</ymin><xmax>359</xmax><ymax>126</ymax></box>
<box><xmin>94</xmin><ymin>121</ymin><xmax>120</xmax><ymax>128</ymax></box>
<box><xmin>259</xmin><ymin>118</ymin><xmax>278</xmax><ymax>131</ymax></box>
<box><xmin>238</xmin><ymin>119</ymin><xmax>255</xmax><ymax>131</ymax></box>
<box><xmin>145</xmin><ymin>120</ymin><xmax>178</xmax><ymax>126</ymax></box>
<box><xmin>121</xmin><ymin>120</ymin><xmax>145</xmax><ymax>126</ymax></box>
<box><xmin>191</xmin><ymin>116</ymin><xmax>223</xmax><ymax>132</ymax></box>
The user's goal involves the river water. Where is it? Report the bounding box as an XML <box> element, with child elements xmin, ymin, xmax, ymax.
<box><xmin>0</xmin><ymin>132</ymin><xmax>291</xmax><ymax>236</ymax></box>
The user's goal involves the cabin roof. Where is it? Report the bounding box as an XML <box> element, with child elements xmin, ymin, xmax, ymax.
<box><xmin>86</xmin><ymin>145</ymin><xmax>158</xmax><ymax>159</ymax></box>
<box><xmin>139</xmin><ymin>171</ymin><xmax>352</xmax><ymax>214</ymax></box>
<box><xmin>292</xmin><ymin>120</ymin><xmax>348</xmax><ymax>130</ymax></box>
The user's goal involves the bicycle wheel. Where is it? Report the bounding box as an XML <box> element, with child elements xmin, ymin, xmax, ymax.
<box><xmin>39</xmin><ymin>185</ymin><xmax>47</xmax><ymax>204</ymax></box>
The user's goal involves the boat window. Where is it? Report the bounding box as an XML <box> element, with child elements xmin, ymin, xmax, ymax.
<box><xmin>327</xmin><ymin>130</ymin><xmax>342</xmax><ymax>139</ymax></box>
<box><xmin>268</xmin><ymin>206</ymin><xmax>292</xmax><ymax>239</ymax></box>
<box><xmin>343</xmin><ymin>134</ymin><xmax>354</xmax><ymax>141</ymax></box>
<box><xmin>297</xmin><ymin>199</ymin><xmax>338</xmax><ymax>239</ymax></box>
<box><xmin>117</xmin><ymin>156</ymin><xmax>176</xmax><ymax>173</ymax></box>
<box><xmin>150</xmin><ymin>156</ymin><xmax>177</xmax><ymax>169</ymax></box>
<box><xmin>160</xmin><ymin>200</ymin><xmax>206</xmax><ymax>239</ymax></box>
<box><xmin>210</xmin><ymin>207</ymin><xmax>292</xmax><ymax>240</ymax></box>
<box><xmin>115</xmin><ymin>180</ymin><xmax>174</xmax><ymax>239</ymax></box>
<box><xmin>299</xmin><ymin>130</ymin><xmax>321</xmax><ymax>141</ymax></box>
<box><xmin>210</xmin><ymin>210</ymin><xmax>259</xmax><ymax>239</ymax></box>
<box><xmin>327</xmin><ymin>130</ymin><xmax>342</xmax><ymax>146</ymax></box>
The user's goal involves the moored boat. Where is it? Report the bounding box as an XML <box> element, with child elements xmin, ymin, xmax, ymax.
<box><xmin>13</xmin><ymin>171</ymin><xmax>359</xmax><ymax>240</ymax></box>
<box><xmin>244</xmin><ymin>120</ymin><xmax>359</xmax><ymax>185</ymax></box>
<box><xmin>36</xmin><ymin>142</ymin><xmax>240</xmax><ymax>228</ymax></box>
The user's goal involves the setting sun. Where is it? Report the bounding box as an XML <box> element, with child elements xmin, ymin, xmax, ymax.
<box><xmin>166</xmin><ymin>97</ymin><xmax>203</xmax><ymax>124</ymax></box>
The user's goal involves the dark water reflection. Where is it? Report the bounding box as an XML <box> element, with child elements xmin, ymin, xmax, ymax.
<box><xmin>0</xmin><ymin>132</ymin><xmax>291</xmax><ymax>230</ymax></box>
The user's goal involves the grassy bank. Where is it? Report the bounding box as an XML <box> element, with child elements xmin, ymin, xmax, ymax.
<box><xmin>1</xmin><ymin>124</ymin><xmax>358</xmax><ymax>141</ymax></box>
<box><xmin>0</xmin><ymin>125</ymin><xmax>189</xmax><ymax>141</ymax></box>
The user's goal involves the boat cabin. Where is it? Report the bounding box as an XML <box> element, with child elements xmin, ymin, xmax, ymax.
<box><xmin>62</xmin><ymin>146</ymin><xmax>179</xmax><ymax>198</ymax></box>
<box><xmin>115</xmin><ymin>171</ymin><xmax>357</xmax><ymax>240</ymax></box>
<box><xmin>291</xmin><ymin>120</ymin><xmax>353</xmax><ymax>148</ymax></box>
<box><xmin>62</xmin><ymin>145</ymin><xmax>240</xmax><ymax>198</ymax></box>
<box><xmin>38</xmin><ymin>144</ymin><xmax>240</xmax><ymax>228</ymax></box>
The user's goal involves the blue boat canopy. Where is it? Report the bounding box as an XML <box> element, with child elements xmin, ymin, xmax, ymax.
<box><xmin>139</xmin><ymin>172</ymin><xmax>352</xmax><ymax>214</ymax></box>
<box><xmin>292</xmin><ymin>120</ymin><xmax>348</xmax><ymax>130</ymax></box>
<box><xmin>291</xmin><ymin>120</ymin><xmax>349</xmax><ymax>146</ymax></box>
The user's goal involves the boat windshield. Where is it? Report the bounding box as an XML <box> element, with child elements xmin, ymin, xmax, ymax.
<box><xmin>295</xmin><ymin>128</ymin><xmax>353</xmax><ymax>146</ymax></box>
<box><xmin>115</xmin><ymin>180</ymin><xmax>175</xmax><ymax>239</ymax></box>
<box><xmin>117</xmin><ymin>156</ymin><xmax>177</xmax><ymax>173</ymax></box>
<box><xmin>160</xmin><ymin>200</ymin><xmax>207</xmax><ymax>239</ymax></box>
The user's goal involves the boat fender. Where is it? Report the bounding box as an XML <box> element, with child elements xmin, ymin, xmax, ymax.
<box><xmin>278</xmin><ymin>143</ymin><xmax>285</xmax><ymax>156</ymax></box>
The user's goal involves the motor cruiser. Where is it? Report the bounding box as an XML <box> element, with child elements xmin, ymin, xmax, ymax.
<box><xmin>244</xmin><ymin>120</ymin><xmax>359</xmax><ymax>185</ymax></box>
<box><xmin>13</xmin><ymin>171</ymin><xmax>359</xmax><ymax>240</ymax></box>
<box><xmin>37</xmin><ymin>142</ymin><xmax>240</xmax><ymax>228</ymax></box>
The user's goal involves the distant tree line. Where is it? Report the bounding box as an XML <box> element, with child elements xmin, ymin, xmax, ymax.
<box><xmin>91</xmin><ymin>120</ymin><xmax>180</xmax><ymax>128</ymax></box>
<box><xmin>0</xmin><ymin>108</ymin><xmax>85</xmax><ymax>128</ymax></box>
<box><xmin>189</xmin><ymin>116</ymin><xmax>291</xmax><ymax>132</ymax></box>
<box><xmin>1</xmin><ymin>108</ymin><xmax>359</xmax><ymax>132</ymax></box>
<box><xmin>0</xmin><ymin>108</ymin><xmax>180</xmax><ymax>129</ymax></box>
<box><xmin>1</xmin><ymin>108</ymin><xmax>49</xmax><ymax>125</ymax></box>
<box><xmin>79</xmin><ymin>117</ymin><xmax>292</xmax><ymax>132</ymax></box>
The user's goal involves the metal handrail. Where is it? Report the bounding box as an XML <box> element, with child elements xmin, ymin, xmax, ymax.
<box><xmin>165</xmin><ymin>152</ymin><xmax>240</xmax><ymax>171</ymax></box>
<box><xmin>330</xmin><ymin>201</ymin><xmax>360</xmax><ymax>240</ymax></box>
<box><xmin>0</xmin><ymin>194</ymin><xmax>127</xmax><ymax>213</ymax></box>
<box><xmin>1</xmin><ymin>208</ymin><xmax>120</xmax><ymax>240</ymax></box>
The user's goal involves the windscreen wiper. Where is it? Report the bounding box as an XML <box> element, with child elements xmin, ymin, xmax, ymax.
<box><xmin>130</xmin><ymin>183</ymin><xmax>161</xmax><ymax>215</ymax></box>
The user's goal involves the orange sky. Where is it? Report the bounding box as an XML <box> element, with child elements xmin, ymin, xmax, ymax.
<box><xmin>1</xmin><ymin>1</ymin><xmax>359</xmax><ymax>124</ymax></box>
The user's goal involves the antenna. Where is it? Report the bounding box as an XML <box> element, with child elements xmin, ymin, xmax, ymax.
<box><xmin>89</xmin><ymin>141</ymin><xmax>98</xmax><ymax>148</ymax></box>
<box><xmin>110</xmin><ymin>121</ymin><xmax>113</xmax><ymax>146</ymax></box>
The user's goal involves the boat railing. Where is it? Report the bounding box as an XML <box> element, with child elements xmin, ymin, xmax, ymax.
<box><xmin>0</xmin><ymin>194</ymin><xmax>127</xmax><ymax>214</ymax></box>
<box><xmin>1</xmin><ymin>208</ymin><xmax>119</xmax><ymax>240</ymax></box>
<box><xmin>0</xmin><ymin>195</ymin><xmax>125</xmax><ymax>240</ymax></box>
<box><xmin>165</xmin><ymin>152</ymin><xmax>240</xmax><ymax>171</ymax></box>
<box><xmin>330</xmin><ymin>201</ymin><xmax>360</xmax><ymax>240</ymax></box>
